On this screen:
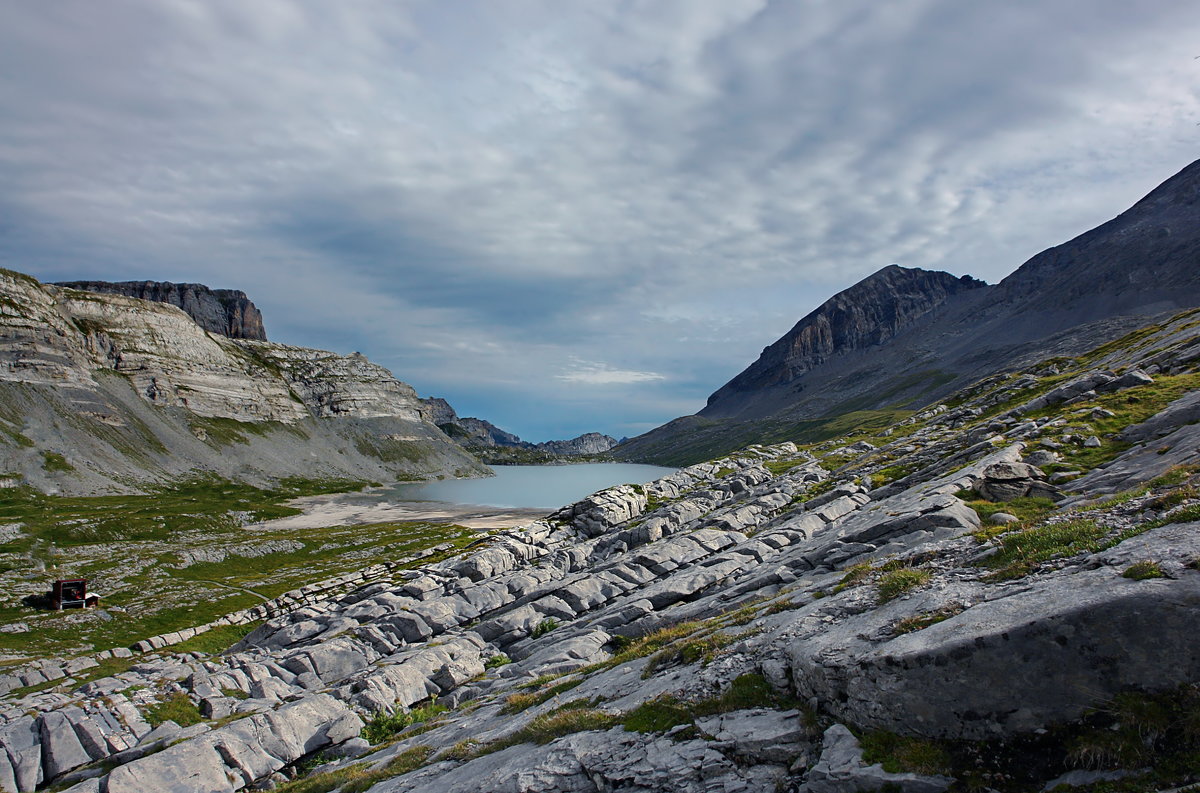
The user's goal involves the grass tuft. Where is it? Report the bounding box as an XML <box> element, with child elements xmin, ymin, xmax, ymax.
<box><xmin>1122</xmin><ymin>561</ymin><xmax>1166</xmax><ymax>581</ymax></box>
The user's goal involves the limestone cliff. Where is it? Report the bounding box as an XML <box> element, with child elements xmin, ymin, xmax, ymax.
<box><xmin>55</xmin><ymin>280</ymin><xmax>267</xmax><ymax>340</ymax></box>
<box><xmin>0</xmin><ymin>269</ymin><xmax>486</xmax><ymax>492</ymax></box>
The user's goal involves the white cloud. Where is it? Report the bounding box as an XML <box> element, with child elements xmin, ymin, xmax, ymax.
<box><xmin>556</xmin><ymin>359</ymin><xmax>667</xmax><ymax>386</ymax></box>
<box><xmin>1</xmin><ymin>0</ymin><xmax>1199</xmax><ymax>438</ymax></box>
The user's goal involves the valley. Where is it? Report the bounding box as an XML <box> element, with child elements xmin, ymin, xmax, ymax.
<box><xmin>0</xmin><ymin>161</ymin><xmax>1198</xmax><ymax>792</ymax></box>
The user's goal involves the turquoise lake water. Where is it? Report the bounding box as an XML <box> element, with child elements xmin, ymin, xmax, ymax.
<box><xmin>382</xmin><ymin>463</ymin><xmax>677</xmax><ymax>510</ymax></box>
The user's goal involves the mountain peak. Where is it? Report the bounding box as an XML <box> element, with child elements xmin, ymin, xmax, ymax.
<box><xmin>702</xmin><ymin>265</ymin><xmax>986</xmax><ymax>418</ymax></box>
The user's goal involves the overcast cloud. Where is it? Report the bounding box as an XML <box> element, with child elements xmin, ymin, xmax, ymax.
<box><xmin>2</xmin><ymin>0</ymin><xmax>1198</xmax><ymax>440</ymax></box>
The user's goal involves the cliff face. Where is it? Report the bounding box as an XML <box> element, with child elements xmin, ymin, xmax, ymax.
<box><xmin>0</xmin><ymin>269</ymin><xmax>486</xmax><ymax>492</ymax></box>
<box><xmin>55</xmin><ymin>280</ymin><xmax>268</xmax><ymax>340</ymax></box>
<box><xmin>703</xmin><ymin>266</ymin><xmax>986</xmax><ymax>418</ymax></box>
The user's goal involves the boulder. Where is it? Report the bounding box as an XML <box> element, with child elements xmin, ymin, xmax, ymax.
<box><xmin>976</xmin><ymin>462</ymin><xmax>1060</xmax><ymax>502</ymax></box>
<box><xmin>789</xmin><ymin>524</ymin><xmax>1200</xmax><ymax>738</ymax></box>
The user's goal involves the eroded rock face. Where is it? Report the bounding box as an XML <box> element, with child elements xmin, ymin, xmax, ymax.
<box><xmin>55</xmin><ymin>280</ymin><xmax>267</xmax><ymax>340</ymax></box>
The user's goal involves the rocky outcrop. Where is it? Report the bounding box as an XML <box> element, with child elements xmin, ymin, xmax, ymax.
<box><xmin>55</xmin><ymin>280</ymin><xmax>267</xmax><ymax>340</ymax></box>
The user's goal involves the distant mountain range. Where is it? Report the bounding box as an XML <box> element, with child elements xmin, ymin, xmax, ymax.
<box><xmin>422</xmin><ymin>397</ymin><xmax>618</xmax><ymax>460</ymax></box>
<box><xmin>618</xmin><ymin>158</ymin><xmax>1200</xmax><ymax>465</ymax></box>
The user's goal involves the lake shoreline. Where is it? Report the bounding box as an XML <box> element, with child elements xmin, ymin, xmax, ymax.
<box><xmin>255</xmin><ymin>462</ymin><xmax>676</xmax><ymax>532</ymax></box>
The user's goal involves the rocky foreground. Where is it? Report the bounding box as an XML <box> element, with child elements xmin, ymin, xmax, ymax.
<box><xmin>2</xmin><ymin>312</ymin><xmax>1200</xmax><ymax>792</ymax></box>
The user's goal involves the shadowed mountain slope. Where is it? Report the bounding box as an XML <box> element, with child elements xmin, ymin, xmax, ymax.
<box><xmin>620</xmin><ymin>159</ymin><xmax>1200</xmax><ymax>465</ymax></box>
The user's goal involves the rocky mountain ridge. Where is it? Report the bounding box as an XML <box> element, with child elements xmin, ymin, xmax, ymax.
<box><xmin>2</xmin><ymin>306</ymin><xmax>1199</xmax><ymax>792</ymax></box>
<box><xmin>54</xmin><ymin>280</ymin><xmax>267</xmax><ymax>341</ymax></box>
<box><xmin>0</xmin><ymin>269</ymin><xmax>485</xmax><ymax>492</ymax></box>
<box><xmin>423</xmin><ymin>398</ymin><xmax>618</xmax><ymax>458</ymax></box>
<box><xmin>703</xmin><ymin>266</ymin><xmax>986</xmax><ymax>419</ymax></box>
<box><xmin>621</xmin><ymin>158</ymin><xmax>1200</xmax><ymax>465</ymax></box>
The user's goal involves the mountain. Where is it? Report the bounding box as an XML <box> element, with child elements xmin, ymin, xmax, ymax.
<box><xmin>422</xmin><ymin>397</ymin><xmax>619</xmax><ymax>458</ymax></box>
<box><xmin>0</xmin><ymin>269</ymin><xmax>486</xmax><ymax>492</ymax></box>
<box><xmin>619</xmin><ymin>159</ymin><xmax>1200</xmax><ymax>465</ymax></box>
<box><xmin>703</xmin><ymin>266</ymin><xmax>986</xmax><ymax>419</ymax></box>
<box><xmin>54</xmin><ymin>280</ymin><xmax>268</xmax><ymax>340</ymax></box>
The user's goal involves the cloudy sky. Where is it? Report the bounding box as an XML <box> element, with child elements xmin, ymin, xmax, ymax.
<box><xmin>2</xmin><ymin>1</ymin><xmax>1198</xmax><ymax>441</ymax></box>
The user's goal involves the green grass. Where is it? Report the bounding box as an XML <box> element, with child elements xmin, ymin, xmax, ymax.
<box><xmin>0</xmin><ymin>475</ymin><xmax>372</xmax><ymax>546</ymax></box>
<box><xmin>642</xmin><ymin>632</ymin><xmax>734</xmax><ymax>678</ymax></box>
<box><xmin>968</xmin><ymin>497</ymin><xmax>1058</xmax><ymax>540</ymax></box>
<box><xmin>872</xmin><ymin>463</ymin><xmax>914</xmax><ymax>486</ymax></box>
<box><xmin>860</xmin><ymin>731</ymin><xmax>952</xmax><ymax>775</ymax></box>
<box><xmin>1122</xmin><ymin>561</ymin><xmax>1166</xmax><ymax>581</ymax></box>
<box><xmin>272</xmin><ymin>745</ymin><xmax>435</xmax><ymax>793</ymax></box>
<box><xmin>144</xmin><ymin>691</ymin><xmax>203</xmax><ymax>728</ymax></box>
<box><xmin>980</xmin><ymin>518</ymin><xmax>1147</xmax><ymax>581</ymax></box>
<box><xmin>764</xmin><ymin>458</ymin><xmax>810</xmax><ymax>475</ymax></box>
<box><xmin>171</xmin><ymin>622</ymin><xmax>261</xmax><ymax>656</ymax></box>
<box><xmin>41</xmin><ymin>451</ymin><xmax>74</xmax><ymax>472</ymax></box>
<box><xmin>501</xmin><ymin>678</ymin><xmax>584</xmax><ymax>714</ymax></box>
<box><xmin>893</xmin><ymin>605</ymin><xmax>963</xmax><ymax>635</ymax></box>
<box><xmin>877</xmin><ymin>568</ymin><xmax>931</xmax><ymax>603</ymax></box>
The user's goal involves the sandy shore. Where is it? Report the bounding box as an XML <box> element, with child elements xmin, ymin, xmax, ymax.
<box><xmin>253</xmin><ymin>490</ymin><xmax>551</xmax><ymax>532</ymax></box>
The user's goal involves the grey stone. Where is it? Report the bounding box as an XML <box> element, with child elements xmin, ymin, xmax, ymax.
<box><xmin>989</xmin><ymin>512</ymin><xmax>1019</xmax><ymax>525</ymax></box>
<box><xmin>789</xmin><ymin>524</ymin><xmax>1200</xmax><ymax>738</ymax></box>
<box><xmin>0</xmin><ymin>716</ymin><xmax>42</xmax><ymax>793</ymax></box>
<box><xmin>694</xmin><ymin>708</ymin><xmax>809</xmax><ymax>762</ymax></box>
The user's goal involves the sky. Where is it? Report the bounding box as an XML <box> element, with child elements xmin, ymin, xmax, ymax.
<box><xmin>1</xmin><ymin>1</ymin><xmax>1199</xmax><ymax>442</ymax></box>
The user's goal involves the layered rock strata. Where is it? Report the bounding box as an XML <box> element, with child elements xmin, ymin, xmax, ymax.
<box><xmin>0</xmin><ymin>269</ymin><xmax>485</xmax><ymax>491</ymax></box>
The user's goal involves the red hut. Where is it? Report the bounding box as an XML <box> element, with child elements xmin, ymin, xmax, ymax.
<box><xmin>51</xmin><ymin>579</ymin><xmax>89</xmax><ymax>610</ymax></box>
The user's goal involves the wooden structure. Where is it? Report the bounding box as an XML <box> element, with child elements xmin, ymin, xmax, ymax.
<box><xmin>51</xmin><ymin>579</ymin><xmax>90</xmax><ymax>610</ymax></box>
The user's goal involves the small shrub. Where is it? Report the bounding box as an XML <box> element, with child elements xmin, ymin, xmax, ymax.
<box><xmin>1122</xmin><ymin>561</ymin><xmax>1166</xmax><ymax>581</ymax></box>
<box><xmin>877</xmin><ymin>568</ymin><xmax>931</xmax><ymax>603</ymax></box>
<box><xmin>220</xmin><ymin>687</ymin><xmax>250</xmax><ymax>700</ymax></box>
<box><xmin>531</xmin><ymin>618</ymin><xmax>559</xmax><ymax>638</ymax></box>
<box><xmin>361</xmin><ymin>698</ymin><xmax>447</xmax><ymax>744</ymax></box>
<box><xmin>484</xmin><ymin>654</ymin><xmax>511</xmax><ymax>669</ymax></box>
